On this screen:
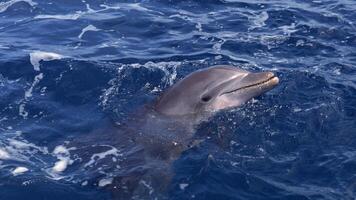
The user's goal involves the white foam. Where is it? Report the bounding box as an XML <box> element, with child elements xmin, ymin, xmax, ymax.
<box><xmin>35</xmin><ymin>12</ymin><xmax>82</xmax><ymax>20</ymax></box>
<box><xmin>293</xmin><ymin>107</ymin><xmax>302</xmax><ymax>112</ymax></box>
<box><xmin>0</xmin><ymin>0</ymin><xmax>37</xmax><ymax>13</ymax></box>
<box><xmin>53</xmin><ymin>159</ymin><xmax>69</xmax><ymax>173</ymax></box>
<box><xmin>99</xmin><ymin>4</ymin><xmax>120</xmax><ymax>10</ymax></box>
<box><xmin>0</xmin><ymin>148</ymin><xmax>10</xmax><ymax>160</ymax></box>
<box><xmin>305</xmin><ymin>103</ymin><xmax>327</xmax><ymax>112</ymax></box>
<box><xmin>84</xmin><ymin>147</ymin><xmax>121</xmax><ymax>168</ymax></box>
<box><xmin>98</xmin><ymin>177</ymin><xmax>113</xmax><ymax>187</ymax></box>
<box><xmin>0</xmin><ymin>138</ymin><xmax>49</xmax><ymax>165</ymax></box>
<box><xmin>213</xmin><ymin>40</ymin><xmax>224</xmax><ymax>53</ymax></box>
<box><xmin>100</xmin><ymin>61</ymin><xmax>180</xmax><ymax>109</ymax></box>
<box><xmin>10</xmin><ymin>139</ymin><xmax>34</xmax><ymax>149</ymax></box>
<box><xmin>215</xmin><ymin>55</ymin><xmax>222</xmax><ymax>60</ymax></box>
<box><xmin>19</xmin><ymin>72</ymin><xmax>44</xmax><ymax>118</ymax></box>
<box><xmin>102</xmin><ymin>3</ymin><xmax>162</xmax><ymax>14</ymax></box>
<box><xmin>296</xmin><ymin>39</ymin><xmax>304</xmax><ymax>47</ymax></box>
<box><xmin>84</xmin><ymin>3</ymin><xmax>95</xmax><ymax>13</ymax></box>
<box><xmin>124</xmin><ymin>3</ymin><xmax>150</xmax><ymax>12</ymax></box>
<box><xmin>195</xmin><ymin>22</ymin><xmax>202</xmax><ymax>32</ymax></box>
<box><xmin>12</xmin><ymin>166</ymin><xmax>29</xmax><ymax>176</ymax></box>
<box><xmin>333</xmin><ymin>68</ymin><xmax>341</xmax><ymax>75</ymax></box>
<box><xmin>18</xmin><ymin>104</ymin><xmax>28</xmax><ymax>118</ymax></box>
<box><xmin>78</xmin><ymin>25</ymin><xmax>100</xmax><ymax>39</ymax></box>
<box><xmin>22</xmin><ymin>180</ymin><xmax>32</xmax><ymax>185</ymax></box>
<box><xmin>179</xmin><ymin>183</ymin><xmax>189</xmax><ymax>190</ymax></box>
<box><xmin>8</xmin><ymin>138</ymin><xmax>49</xmax><ymax>154</ymax></box>
<box><xmin>140</xmin><ymin>180</ymin><xmax>154</xmax><ymax>195</ymax></box>
<box><xmin>29</xmin><ymin>51</ymin><xmax>63</xmax><ymax>71</ymax></box>
<box><xmin>52</xmin><ymin>145</ymin><xmax>74</xmax><ymax>173</ymax></box>
<box><xmin>280</xmin><ymin>23</ymin><xmax>297</xmax><ymax>36</ymax></box>
<box><xmin>141</xmin><ymin>61</ymin><xmax>179</xmax><ymax>85</ymax></box>
<box><xmin>53</xmin><ymin>145</ymin><xmax>69</xmax><ymax>155</ymax></box>
<box><xmin>260</xmin><ymin>35</ymin><xmax>287</xmax><ymax>50</ymax></box>
<box><xmin>25</xmin><ymin>73</ymin><xmax>43</xmax><ymax>98</ymax></box>
<box><xmin>249</xmin><ymin>11</ymin><xmax>269</xmax><ymax>29</ymax></box>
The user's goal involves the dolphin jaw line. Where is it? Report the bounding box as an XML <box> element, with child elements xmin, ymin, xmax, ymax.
<box><xmin>222</xmin><ymin>75</ymin><xmax>278</xmax><ymax>95</ymax></box>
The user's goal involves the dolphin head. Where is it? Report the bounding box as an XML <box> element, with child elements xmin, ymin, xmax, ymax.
<box><xmin>154</xmin><ymin>65</ymin><xmax>279</xmax><ymax>116</ymax></box>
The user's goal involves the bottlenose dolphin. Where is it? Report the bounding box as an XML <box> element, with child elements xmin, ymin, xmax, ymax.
<box><xmin>80</xmin><ymin>65</ymin><xmax>279</xmax><ymax>199</ymax></box>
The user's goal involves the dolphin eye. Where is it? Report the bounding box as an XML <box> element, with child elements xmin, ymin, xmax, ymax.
<box><xmin>201</xmin><ymin>95</ymin><xmax>212</xmax><ymax>102</ymax></box>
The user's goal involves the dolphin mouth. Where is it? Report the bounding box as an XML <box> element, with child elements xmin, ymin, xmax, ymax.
<box><xmin>222</xmin><ymin>73</ymin><xmax>279</xmax><ymax>95</ymax></box>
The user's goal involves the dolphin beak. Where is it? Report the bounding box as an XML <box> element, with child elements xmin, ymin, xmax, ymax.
<box><xmin>240</xmin><ymin>71</ymin><xmax>278</xmax><ymax>89</ymax></box>
<box><xmin>223</xmin><ymin>71</ymin><xmax>279</xmax><ymax>95</ymax></box>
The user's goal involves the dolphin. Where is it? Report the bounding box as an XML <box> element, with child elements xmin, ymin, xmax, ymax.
<box><xmin>79</xmin><ymin>65</ymin><xmax>279</xmax><ymax>199</ymax></box>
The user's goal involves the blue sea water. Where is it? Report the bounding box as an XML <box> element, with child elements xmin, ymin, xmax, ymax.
<box><xmin>1</xmin><ymin>0</ymin><xmax>356</xmax><ymax>199</ymax></box>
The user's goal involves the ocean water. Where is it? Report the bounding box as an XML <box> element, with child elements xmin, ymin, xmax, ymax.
<box><xmin>0</xmin><ymin>0</ymin><xmax>356</xmax><ymax>199</ymax></box>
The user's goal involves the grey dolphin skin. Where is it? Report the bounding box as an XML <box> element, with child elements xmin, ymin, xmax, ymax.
<box><xmin>101</xmin><ymin>65</ymin><xmax>279</xmax><ymax>199</ymax></box>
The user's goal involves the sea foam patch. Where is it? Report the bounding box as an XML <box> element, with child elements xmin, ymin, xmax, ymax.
<box><xmin>12</xmin><ymin>166</ymin><xmax>29</xmax><ymax>176</ymax></box>
<box><xmin>78</xmin><ymin>25</ymin><xmax>100</xmax><ymax>39</ymax></box>
<box><xmin>8</xmin><ymin>138</ymin><xmax>48</xmax><ymax>153</ymax></box>
<box><xmin>29</xmin><ymin>51</ymin><xmax>63</xmax><ymax>71</ymax></box>
<box><xmin>53</xmin><ymin>159</ymin><xmax>70</xmax><ymax>173</ymax></box>
<box><xmin>52</xmin><ymin>145</ymin><xmax>74</xmax><ymax>173</ymax></box>
<box><xmin>24</xmin><ymin>73</ymin><xmax>43</xmax><ymax>98</ymax></box>
<box><xmin>98</xmin><ymin>177</ymin><xmax>113</xmax><ymax>187</ymax></box>
<box><xmin>3</xmin><ymin>138</ymin><xmax>49</xmax><ymax>163</ymax></box>
<box><xmin>35</xmin><ymin>12</ymin><xmax>83</xmax><ymax>20</ymax></box>
<box><xmin>179</xmin><ymin>183</ymin><xmax>189</xmax><ymax>190</ymax></box>
<box><xmin>84</xmin><ymin>146</ymin><xmax>121</xmax><ymax>168</ymax></box>
<box><xmin>248</xmin><ymin>11</ymin><xmax>269</xmax><ymax>29</ymax></box>
<box><xmin>0</xmin><ymin>148</ymin><xmax>10</xmax><ymax>159</ymax></box>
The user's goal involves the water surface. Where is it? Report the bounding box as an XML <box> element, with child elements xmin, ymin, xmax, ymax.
<box><xmin>0</xmin><ymin>0</ymin><xmax>356</xmax><ymax>199</ymax></box>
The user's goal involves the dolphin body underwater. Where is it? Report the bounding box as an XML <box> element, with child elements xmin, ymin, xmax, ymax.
<box><xmin>80</xmin><ymin>65</ymin><xmax>279</xmax><ymax>199</ymax></box>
